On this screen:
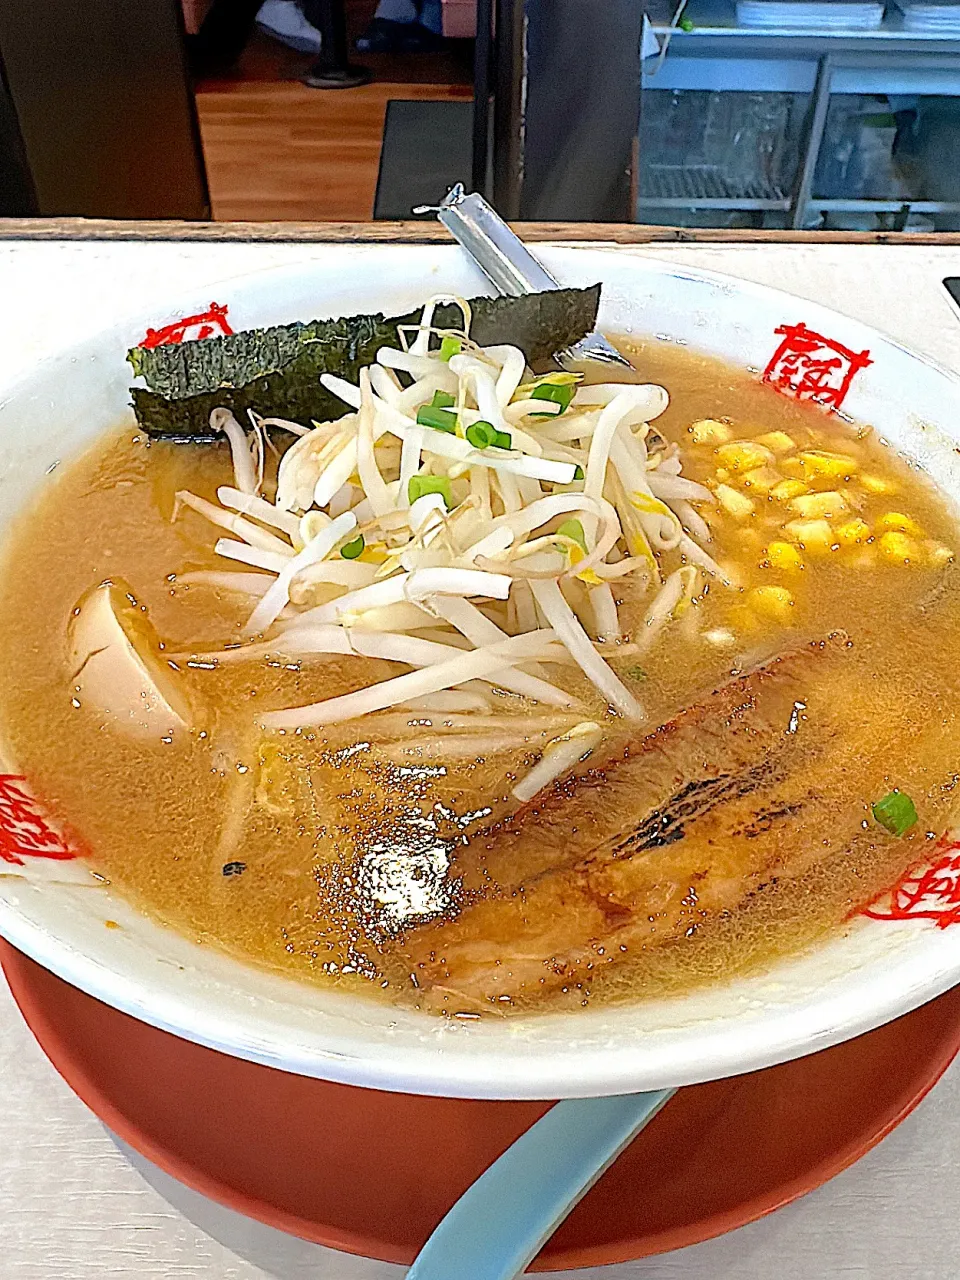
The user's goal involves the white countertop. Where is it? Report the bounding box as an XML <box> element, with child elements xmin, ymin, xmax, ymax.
<box><xmin>2</xmin><ymin>238</ymin><xmax>960</xmax><ymax>1280</ymax></box>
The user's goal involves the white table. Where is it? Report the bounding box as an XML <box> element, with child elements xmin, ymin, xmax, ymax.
<box><xmin>2</xmin><ymin>238</ymin><xmax>960</xmax><ymax>1280</ymax></box>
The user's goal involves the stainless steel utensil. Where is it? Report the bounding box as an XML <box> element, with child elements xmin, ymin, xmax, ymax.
<box><xmin>416</xmin><ymin>184</ymin><xmax>634</xmax><ymax>373</ymax></box>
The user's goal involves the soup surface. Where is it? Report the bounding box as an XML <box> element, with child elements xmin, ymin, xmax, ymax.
<box><xmin>1</xmin><ymin>337</ymin><xmax>959</xmax><ymax>1016</ymax></box>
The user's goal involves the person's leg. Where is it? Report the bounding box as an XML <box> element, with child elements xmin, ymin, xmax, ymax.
<box><xmin>419</xmin><ymin>0</ymin><xmax>442</xmax><ymax>34</ymax></box>
<box><xmin>187</xmin><ymin>0</ymin><xmax>263</xmax><ymax>72</ymax></box>
<box><xmin>356</xmin><ymin>0</ymin><xmax>446</xmax><ymax>50</ymax></box>
<box><xmin>257</xmin><ymin>0</ymin><xmax>323</xmax><ymax>54</ymax></box>
<box><xmin>373</xmin><ymin>0</ymin><xmax>418</xmax><ymax>19</ymax></box>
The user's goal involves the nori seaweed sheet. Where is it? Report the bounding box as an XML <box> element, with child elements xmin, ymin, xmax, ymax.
<box><xmin>128</xmin><ymin>286</ymin><xmax>601</xmax><ymax>439</ymax></box>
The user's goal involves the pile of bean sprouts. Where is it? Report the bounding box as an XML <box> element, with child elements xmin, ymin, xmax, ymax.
<box><xmin>174</xmin><ymin>296</ymin><xmax>723</xmax><ymax>798</ymax></box>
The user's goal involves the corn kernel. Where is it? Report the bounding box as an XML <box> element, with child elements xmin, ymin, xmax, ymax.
<box><xmin>877</xmin><ymin>511</ymin><xmax>924</xmax><ymax>537</ymax></box>
<box><xmin>766</xmin><ymin>540</ymin><xmax>804</xmax><ymax>572</ymax></box>
<box><xmin>836</xmin><ymin>518</ymin><xmax>871</xmax><ymax>546</ymax></box>
<box><xmin>926</xmin><ymin>541</ymin><xmax>955</xmax><ymax>568</ymax></box>
<box><xmin>779</xmin><ymin>457</ymin><xmax>806</xmax><ymax>479</ymax></box>
<box><xmin>771</xmin><ymin>478</ymin><xmax>808</xmax><ymax>502</ymax></box>
<box><xmin>789</xmin><ymin>490</ymin><xmax>848</xmax><ymax>520</ymax></box>
<box><xmin>742</xmin><ymin>465</ymin><xmax>782</xmax><ymax>495</ymax></box>
<box><xmin>690</xmin><ymin>418</ymin><xmax>734</xmax><ymax>445</ymax></box>
<box><xmin>784</xmin><ymin>518</ymin><xmax>835</xmax><ymax>555</ymax></box>
<box><xmin>716</xmin><ymin>441</ymin><xmax>775</xmax><ymax>472</ymax></box>
<box><xmin>755</xmin><ymin>431</ymin><xmax>796</xmax><ymax>455</ymax></box>
<box><xmin>749</xmin><ymin>585</ymin><xmax>796</xmax><ymax>624</ymax></box>
<box><xmin>716</xmin><ymin>467</ymin><xmax>731</xmax><ymax>483</ymax></box>
<box><xmin>861</xmin><ymin>472</ymin><xmax>897</xmax><ymax>496</ymax></box>
<box><xmin>716</xmin><ymin>483</ymin><xmax>756</xmax><ymax>520</ymax></box>
<box><xmin>878</xmin><ymin>531</ymin><xmax>921</xmax><ymax>564</ymax></box>
<box><xmin>797</xmin><ymin>450</ymin><xmax>859</xmax><ymax>481</ymax></box>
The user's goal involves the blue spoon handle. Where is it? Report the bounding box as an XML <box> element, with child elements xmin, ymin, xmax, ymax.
<box><xmin>406</xmin><ymin>1089</ymin><xmax>676</xmax><ymax>1280</ymax></box>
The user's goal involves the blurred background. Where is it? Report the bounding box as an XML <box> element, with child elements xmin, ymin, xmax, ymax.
<box><xmin>1</xmin><ymin>0</ymin><xmax>960</xmax><ymax>228</ymax></box>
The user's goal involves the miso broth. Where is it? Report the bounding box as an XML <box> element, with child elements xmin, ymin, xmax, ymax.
<box><xmin>1</xmin><ymin>338</ymin><xmax>959</xmax><ymax>1016</ymax></box>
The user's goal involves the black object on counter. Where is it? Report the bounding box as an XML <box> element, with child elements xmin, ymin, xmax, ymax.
<box><xmin>301</xmin><ymin>0</ymin><xmax>372</xmax><ymax>89</ymax></box>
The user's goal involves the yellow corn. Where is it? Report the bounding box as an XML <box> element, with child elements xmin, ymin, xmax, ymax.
<box><xmin>789</xmin><ymin>490</ymin><xmax>848</xmax><ymax>520</ymax></box>
<box><xmin>861</xmin><ymin>472</ymin><xmax>897</xmax><ymax>496</ymax></box>
<box><xmin>716</xmin><ymin>441</ymin><xmax>775</xmax><ymax>472</ymax></box>
<box><xmin>742</xmin><ymin>465</ymin><xmax>782</xmax><ymax>495</ymax></box>
<box><xmin>716</xmin><ymin>483</ymin><xmax>756</xmax><ymax>520</ymax></box>
<box><xmin>716</xmin><ymin>467</ymin><xmax>731</xmax><ymax>483</ymax></box>
<box><xmin>784</xmin><ymin>518</ymin><xmax>836</xmax><ymax>555</ymax></box>
<box><xmin>878</xmin><ymin>531</ymin><xmax>921</xmax><ymax>564</ymax></box>
<box><xmin>836</xmin><ymin>518</ymin><xmax>871</xmax><ymax>546</ymax></box>
<box><xmin>690</xmin><ymin>418</ymin><xmax>733</xmax><ymax>445</ymax></box>
<box><xmin>779</xmin><ymin>456</ymin><xmax>806</xmax><ymax>479</ymax></box>
<box><xmin>755</xmin><ymin>431</ymin><xmax>796</xmax><ymax>455</ymax></box>
<box><xmin>771</xmin><ymin>478</ymin><xmax>808</xmax><ymax>502</ymax></box>
<box><xmin>749</xmin><ymin>585</ymin><xmax>796</xmax><ymax>624</ymax></box>
<box><xmin>797</xmin><ymin>450</ymin><xmax>859</xmax><ymax>481</ymax></box>
<box><xmin>926</xmin><ymin>541</ymin><xmax>955</xmax><ymax>567</ymax></box>
<box><xmin>766</xmin><ymin>540</ymin><xmax>804</xmax><ymax>572</ymax></box>
<box><xmin>877</xmin><ymin>511</ymin><xmax>924</xmax><ymax>537</ymax></box>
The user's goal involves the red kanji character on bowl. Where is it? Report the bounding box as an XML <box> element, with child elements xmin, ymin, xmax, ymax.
<box><xmin>863</xmin><ymin>839</ymin><xmax>960</xmax><ymax>930</ymax></box>
<box><xmin>0</xmin><ymin>776</ymin><xmax>76</xmax><ymax>866</ymax></box>
<box><xmin>763</xmin><ymin>322</ymin><xmax>872</xmax><ymax>412</ymax></box>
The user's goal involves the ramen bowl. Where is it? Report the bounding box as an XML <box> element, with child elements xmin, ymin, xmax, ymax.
<box><xmin>1</xmin><ymin>245</ymin><xmax>960</xmax><ymax>1101</ymax></box>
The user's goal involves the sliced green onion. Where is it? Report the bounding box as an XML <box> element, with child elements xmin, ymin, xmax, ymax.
<box><xmin>515</xmin><ymin>371</ymin><xmax>582</xmax><ymax>398</ymax></box>
<box><xmin>464</xmin><ymin>421</ymin><xmax>513</xmax><ymax>450</ymax></box>
<box><xmin>416</xmin><ymin>404</ymin><xmax>458</xmax><ymax>434</ymax></box>
<box><xmin>430</xmin><ymin>390</ymin><xmax>456</xmax><ymax>409</ymax></box>
<box><xmin>439</xmin><ymin>336</ymin><xmax>462</xmax><ymax>362</ymax></box>
<box><xmin>556</xmin><ymin>518</ymin><xmax>587</xmax><ymax>553</ymax></box>
<box><xmin>340</xmin><ymin>534</ymin><xmax>365</xmax><ymax>560</ymax></box>
<box><xmin>572</xmin><ymin>464</ymin><xmax>585</xmax><ymax>481</ymax></box>
<box><xmin>872</xmin><ymin>790</ymin><xmax>918</xmax><ymax>837</ymax></box>
<box><xmin>466</xmin><ymin>421</ymin><xmax>497</xmax><ymax>449</ymax></box>
<box><xmin>624</xmin><ymin>664</ymin><xmax>648</xmax><ymax>682</ymax></box>
<box><xmin>408</xmin><ymin>475</ymin><xmax>453</xmax><ymax>508</ymax></box>
<box><xmin>531</xmin><ymin>382</ymin><xmax>577</xmax><ymax>415</ymax></box>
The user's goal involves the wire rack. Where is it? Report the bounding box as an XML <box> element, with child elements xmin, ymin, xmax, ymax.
<box><xmin>639</xmin><ymin>164</ymin><xmax>790</xmax><ymax>208</ymax></box>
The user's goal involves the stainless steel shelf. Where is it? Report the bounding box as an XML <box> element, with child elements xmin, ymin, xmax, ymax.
<box><xmin>808</xmin><ymin>198</ymin><xmax>960</xmax><ymax>211</ymax></box>
<box><xmin>639</xmin><ymin>165</ymin><xmax>789</xmax><ymax>209</ymax></box>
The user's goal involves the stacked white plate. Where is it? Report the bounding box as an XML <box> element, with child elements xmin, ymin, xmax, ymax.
<box><xmin>736</xmin><ymin>0</ymin><xmax>885</xmax><ymax>27</ymax></box>
<box><xmin>895</xmin><ymin>0</ymin><xmax>960</xmax><ymax>32</ymax></box>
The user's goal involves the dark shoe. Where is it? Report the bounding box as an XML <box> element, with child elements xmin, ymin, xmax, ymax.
<box><xmin>356</xmin><ymin>17</ymin><xmax>446</xmax><ymax>52</ymax></box>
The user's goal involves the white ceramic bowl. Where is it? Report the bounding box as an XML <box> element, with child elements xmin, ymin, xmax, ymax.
<box><xmin>2</xmin><ymin>245</ymin><xmax>960</xmax><ymax>1101</ymax></box>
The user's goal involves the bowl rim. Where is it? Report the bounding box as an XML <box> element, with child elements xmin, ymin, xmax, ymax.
<box><xmin>2</xmin><ymin>243</ymin><xmax>960</xmax><ymax>1099</ymax></box>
